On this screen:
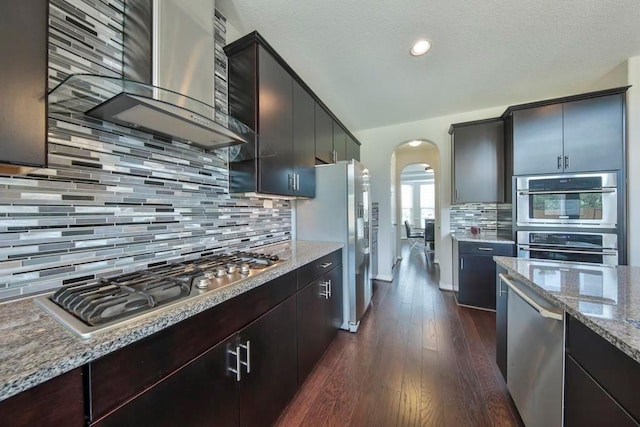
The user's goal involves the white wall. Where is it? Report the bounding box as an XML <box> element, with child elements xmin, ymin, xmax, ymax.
<box><xmin>356</xmin><ymin>105</ymin><xmax>506</xmax><ymax>289</ymax></box>
<box><xmin>627</xmin><ymin>56</ymin><xmax>640</xmax><ymax>265</ymax></box>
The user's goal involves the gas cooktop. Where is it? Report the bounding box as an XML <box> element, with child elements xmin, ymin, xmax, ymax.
<box><xmin>35</xmin><ymin>251</ymin><xmax>283</xmax><ymax>339</ymax></box>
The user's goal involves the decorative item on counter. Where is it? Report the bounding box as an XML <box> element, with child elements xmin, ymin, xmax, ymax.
<box><xmin>470</xmin><ymin>225</ymin><xmax>481</xmax><ymax>235</ymax></box>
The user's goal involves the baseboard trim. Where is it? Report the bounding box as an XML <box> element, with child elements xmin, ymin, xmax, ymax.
<box><xmin>439</xmin><ymin>281</ymin><xmax>453</xmax><ymax>291</ymax></box>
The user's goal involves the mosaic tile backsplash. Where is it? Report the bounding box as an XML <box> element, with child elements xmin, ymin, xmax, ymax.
<box><xmin>450</xmin><ymin>203</ymin><xmax>513</xmax><ymax>238</ymax></box>
<box><xmin>0</xmin><ymin>0</ymin><xmax>291</xmax><ymax>301</ymax></box>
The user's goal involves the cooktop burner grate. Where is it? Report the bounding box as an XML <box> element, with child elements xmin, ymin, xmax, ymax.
<box><xmin>44</xmin><ymin>251</ymin><xmax>281</xmax><ymax>330</ymax></box>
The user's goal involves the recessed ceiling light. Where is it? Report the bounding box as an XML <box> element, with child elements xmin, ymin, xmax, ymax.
<box><xmin>409</xmin><ymin>140</ymin><xmax>422</xmax><ymax>147</ymax></box>
<box><xmin>410</xmin><ymin>39</ymin><xmax>431</xmax><ymax>56</ymax></box>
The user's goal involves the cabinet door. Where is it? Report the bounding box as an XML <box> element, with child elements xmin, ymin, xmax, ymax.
<box><xmin>239</xmin><ymin>295</ymin><xmax>297</xmax><ymax>427</ymax></box>
<box><xmin>452</xmin><ymin>120</ymin><xmax>504</xmax><ymax>203</ymax></box>
<box><xmin>495</xmin><ymin>267</ymin><xmax>508</xmax><ymax>382</ymax></box>
<box><xmin>333</xmin><ymin>121</ymin><xmax>347</xmax><ymax>162</ymax></box>
<box><xmin>565</xmin><ymin>355</ymin><xmax>637</xmax><ymax>427</ymax></box>
<box><xmin>258</xmin><ymin>46</ymin><xmax>294</xmax><ymax>195</ymax></box>
<box><xmin>563</xmin><ymin>94</ymin><xmax>624</xmax><ymax>173</ymax></box>
<box><xmin>292</xmin><ymin>80</ymin><xmax>316</xmax><ymax>197</ymax></box>
<box><xmin>458</xmin><ymin>254</ymin><xmax>496</xmax><ymax>310</ymax></box>
<box><xmin>0</xmin><ymin>368</ymin><xmax>84</xmax><ymax>427</ymax></box>
<box><xmin>315</xmin><ymin>105</ymin><xmax>333</xmax><ymax>163</ymax></box>
<box><xmin>0</xmin><ymin>0</ymin><xmax>48</xmax><ymax>170</ymax></box>
<box><xmin>346</xmin><ymin>135</ymin><xmax>360</xmax><ymax>161</ymax></box>
<box><xmin>326</xmin><ymin>264</ymin><xmax>343</xmax><ymax>344</ymax></box>
<box><xmin>93</xmin><ymin>337</ymin><xmax>239</xmax><ymax>427</ymax></box>
<box><xmin>297</xmin><ymin>278</ymin><xmax>328</xmax><ymax>384</ymax></box>
<box><xmin>512</xmin><ymin>104</ymin><xmax>563</xmax><ymax>175</ymax></box>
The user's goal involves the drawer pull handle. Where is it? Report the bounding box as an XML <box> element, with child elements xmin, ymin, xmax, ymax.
<box><xmin>239</xmin><ymin>340</ymin><xmax>251</xmax><ymax>374</ymax></box>
<box><xmin>228</xmin><ymin>345</ymin><xmax>241</xmax><ymax>382</ymax></box>
<box><xmin>478</xmin><ymin>247</ymin><xmax>494</xmax><ymax>251</ymax></box>
<box><xmin>320</xmin><ymin>262</ymin><xmax>333</xmax><ymax>268</ymax></box>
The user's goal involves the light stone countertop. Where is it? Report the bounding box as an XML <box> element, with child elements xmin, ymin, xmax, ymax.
<box><xmin>0</xmin><ymin>240</ymin><xmax>343</xmax><ymax>402</ymax></box>
<box><xmin>494</xmin><ymin>256</ymin><xmax>640</xmax><ymax>364</ymax></box>
<box><xmin>452</xmin><ymin>233</ymin><xmax>515</xmax><ymax>244</ymax></box>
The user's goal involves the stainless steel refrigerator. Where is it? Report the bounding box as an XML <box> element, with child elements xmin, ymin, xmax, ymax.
<box><xmin>296</xmin><ymin>160</ymin><xmax>371</xmax><ymax>332</ymax></box>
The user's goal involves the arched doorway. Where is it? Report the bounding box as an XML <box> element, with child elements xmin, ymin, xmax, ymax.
<box><xmin>390</xmin><ymin>140</ymin><xmax>440</xmax><ymax>264</ymax></box>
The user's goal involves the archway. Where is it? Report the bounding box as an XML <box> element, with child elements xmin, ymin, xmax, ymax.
<box><xmin>390</xmin><ymin>140</ymin><xmax>440</xmax><ymax>265</ymax></box>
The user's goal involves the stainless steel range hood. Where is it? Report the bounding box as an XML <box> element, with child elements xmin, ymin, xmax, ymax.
<box><xmin>47</xmin><ymin>0</ymin><xmax>253</xmax><ymax>149</ymax></box>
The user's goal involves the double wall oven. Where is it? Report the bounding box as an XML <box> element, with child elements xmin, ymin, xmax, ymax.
<box><xmin>515</xmin><ymin>172</ymin><xmax>621</xmax><ymax>265</ymax></box>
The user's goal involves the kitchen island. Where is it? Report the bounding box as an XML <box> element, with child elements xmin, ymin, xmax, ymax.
<box><xmin>495</xmin><ymin>256</ymin><xmax>640</xmax><ymax>425</ymax></box>
<box><xmin>0</xmin><ymin>240</ymin><xmax>342</xmax><ymax>403</ymax></box>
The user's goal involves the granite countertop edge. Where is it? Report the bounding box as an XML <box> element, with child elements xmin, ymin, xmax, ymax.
<box><xmin>494</xmin><ymin>256</ymin><xmax>640</xmax><ymax>364</ymax></box>
<box><xmin>0</xmin><ymin>240</ymin><xmax>343</xmax><ymax>402</ymax></box>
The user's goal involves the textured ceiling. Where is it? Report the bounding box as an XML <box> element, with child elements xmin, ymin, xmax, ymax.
<box><xmin>216</xmin><ymin>0</ymin><xmax>640</xmax><ymax>132</ymax></box>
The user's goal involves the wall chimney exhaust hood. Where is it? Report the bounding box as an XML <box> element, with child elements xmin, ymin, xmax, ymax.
<box><xmin>48</xmin><ymin>74</ymin><xmax>254</xmax><ymax>149</ymax></box>
<box><xmin>47</xmin><ymin>0</ymin><xmax>254</xmax><ymax>150</ymax></box>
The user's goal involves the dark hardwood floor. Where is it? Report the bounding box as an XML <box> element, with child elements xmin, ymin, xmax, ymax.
<box><xmin>276</xmin><ymin>244</ymin><xmax>523</xmax><ymax>427</ymax></box>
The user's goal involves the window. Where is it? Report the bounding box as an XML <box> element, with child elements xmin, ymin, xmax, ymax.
<box><xmin>420</xmin><ymin>183</ymin><xmax>435</xmax><ymax>219</ymax></box>
<box><xmin>401</xmin><ymin>184</ymin><xmax>412</xmax><ymax>224</ymax></box>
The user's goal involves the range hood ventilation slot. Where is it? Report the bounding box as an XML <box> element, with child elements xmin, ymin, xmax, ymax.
<box><xmin>48</xmin><ymin>74</ymin><xmax>254</xmax><ymax>149</ymax></box>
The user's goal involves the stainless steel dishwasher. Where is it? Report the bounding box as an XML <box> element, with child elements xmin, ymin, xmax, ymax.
<box><xmin>500</xmin><ymin>273</ymin><xmax>564</xmax><ymax>427</ymax></box>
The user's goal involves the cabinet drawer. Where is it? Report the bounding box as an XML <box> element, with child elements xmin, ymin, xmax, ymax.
<box><xmin>458</xmin><ymin>241</ymin><xmax>514</xmax><ymax>256</ymax></box>
<box><xmin>89</xmin><ymin>270</ymin><xmax>296</xmax><ymax>420</ymax></box>
<box><xmin>565</xmin><ymin>355</ymin><xmax>637</xmax><ymax>426</ymax></box>
<box><xmin>297</xmin><ymin>249</ymin><xmax>342</xmax><ymax>290</ymax></box>
<box><xmin>566</xmin><ymin>315</ymin><xmax>640</xmax><ymax>422</ymax></box>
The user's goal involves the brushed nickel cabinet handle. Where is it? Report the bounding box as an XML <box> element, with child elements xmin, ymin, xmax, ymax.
<box><xmin>228</xmin><ymin>345</ymin><xmax>241</xmax><ymax>382</ymax></box>
<box><xmin>239</xmin><ymin>340</ymin><xmax>251</xmax><ymax>374</ymax></box>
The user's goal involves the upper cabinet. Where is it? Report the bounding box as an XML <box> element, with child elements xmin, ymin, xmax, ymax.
<box><xmin>450</xmin><ymin>118</ymin><xmax>505</xmax><ymax>204</ymax></box>
<box><xmin>225</xmin><ymin>33</ymin><xmax>315</xmax><ymax>197</ymax></box>
<box><xmin>315</xmin><ymin>106</ymin><xmax>333</xmax><ymax>164</ymax></box>
<box><xmin>0</xmin><ymin>1</ymin><xmax>48</xmax><ymax>174</ymax></box>
<box><xmin>332</xmin><ymin>121</ymin><xmax>347</xmax><ymax>162</ymax></box>
<box><xmin>509</xmin><ymin>89</ymin><xmax>627</xmax><ymax>176</ymax></box>
<box><xmin>346</xmin><ymin>134</ymin><xmax>360</xmax><ymax>162</ymax></box>
<box><xmin>225</xmin><ymin>32</ymin><xmax>363</xmax><ymax>195</ymax></box>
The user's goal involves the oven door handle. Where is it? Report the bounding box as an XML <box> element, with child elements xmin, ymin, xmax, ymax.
<box><xmin>518</xmin><ymin>188</ymin><xmax>615</xmax><ymax>195</ymax></box>
<box><xmin>518</xmin><ymin>245</ymin><xmax>618</xmax><ymax>256</ymax></box>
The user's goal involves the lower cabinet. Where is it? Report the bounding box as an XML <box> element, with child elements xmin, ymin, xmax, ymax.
<box><xmin>95</xmin><ymin>295</ymin><xmax>298</xmax><ymax>427</ymax></box>
<box><xmin>0</xmin><ymin>368</ymin><xmax>84</xmax><ymax>427</ymax></box>
<box><xmin>238</xmin><ymin>295</ymin><xmax>298</xmax><ymax>427</ymax></box>
<box><xmin>495</xmin><ymin>266</ymin><xmax>508</xmax><ymax>382</ymax></box>
<box><xmin>455</xmin><ymin>241</ymin><xmax>514</xmax><ymax>310</ymax></box>
<box><xmin>93</xmin><ymin>337</ymin><xmax>239</xmax><ymax>427</ymax></box>
<box><xmin>565</xmin><ymin>315</ymin><xmax>640</xmax><ymax>425</ymax></box>
<box><xmin>297</xmin><ymin>263</ymin><xmax>343</xmax><ymax>384</ymax></box>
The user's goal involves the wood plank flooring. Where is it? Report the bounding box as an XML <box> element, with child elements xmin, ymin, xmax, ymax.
<box><xmin>276</xmin><ymin>245</ymin><xmax>523</xmax><ymax>427</ymax></box>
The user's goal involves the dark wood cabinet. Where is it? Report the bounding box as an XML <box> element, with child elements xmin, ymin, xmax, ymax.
<box><xmin>93</xmin><ymin>337</ymin><xmax>239</xmax><ymax>427</ymax></box>
<box><xmin>346</xmin><ymin>135</ymin><xmax>360</xmax><ymax>161</ymax></box>
<box><xmin>257</xmin><ymin>45</ymin><xmax>294</xmax><ymax>195</ymax></box>
<box><xmin>510</xmin><ymin>88</ymin><xmax>627</xmax><ymax>176</ymax></box>
<box><xmin>333</xmin><ymin>122</ymin><xmax>347</xmax><ymax>162</ymax></box>
<box><xmin>565</xmin><ymin>355</ymin><xmax>637</xmax><ymax>427</ymax></box>
<box><xmin>239</xmin><ymin>295</ymin><xmax>298</xmax><ymax>427</ymax></box>
<box><xmin>0</xmin><ymin>368</ymin><xmax>84</xmax><ymax>427</ymax></box>
<box><xmin>297</xmin><ymin>262</ymin><xmax>343</xmax><ymax>384</ymax></box>
<box><xmin>225</xmin><ymin>33</ymin><xmax>315</xmax><ymax>197</ymax></box>
<box><xmin>495</xmin><ymin>266</ymin><xmax>508</xmax><ymax>382</ymax></box>
<box><xmin>454</xmin><ymin>241</ymin><xmax>514</xmax><ymax>310</ymax></box>
<box><xmin>315</xmin><ymin>105</ymin><xmax>333</xmax><ymax>164</ymax></box>
<box><xmin>562</xmin><ymin>94</ymin><xmax>624</xmax><ymax>173</ymax></box>
<box><xmin>292</xmin><ymin>80</ymin><xmax>316</xmax><ymax>197</ymax></box>
<box><xmin>565</xmin><ymin>315</ymin><xmax>640</xmax><ymax>424</ymax></box>
<box><xmin>450</xmin><ymin>118</ymin><xmax>505</xmax><ymax>203</ymax></box>
<box><xmin>512</xmin><ymin>104</ymin><xmax>563</xmax><ymax>175</ymax></box>
<box><xmin>0</xmin><ymin>0</ymin><xmax>48</xmax><ymax>174</ymax></box>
